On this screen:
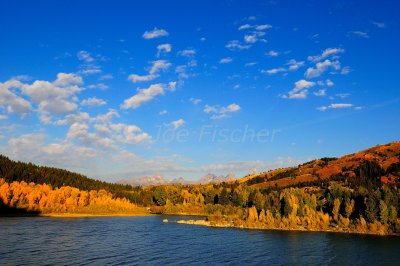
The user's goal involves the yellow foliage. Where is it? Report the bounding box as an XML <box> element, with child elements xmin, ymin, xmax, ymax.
<box><xmin>0</xmin><ymin>178</ymin><xmax>137</xmax><ymax>214</ymax></box>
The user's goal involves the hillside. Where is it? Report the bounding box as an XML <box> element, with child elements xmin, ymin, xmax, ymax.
<box><xmin>241</xmin><ymin>142</ymin><xmax>400</xmax><ymax>189</ymax></box>
<box><xmin>1</xmin><ymin>142</ymin><xmax>399</xmax><ymax>235</ymax></box>
<box><xmin>0</xmin><ymin>155</ymin><xmax>142</xmax><ymax>203</ymax></box>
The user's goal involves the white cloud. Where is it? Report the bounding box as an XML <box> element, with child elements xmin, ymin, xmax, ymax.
<box><xmin>81</xmin><ymin>97</ymin><xmax>106</xmax><ymax>107</ymax></box>
<box><xmin>18</xmin><ymin>73</ymin><xmax>84</xmax><ymax>122</ymax></box>
<box><xmin>67</xmin><ymin>122</ymin><xmax>116</xmax><ymax>150</ymax></box>
<box><xmin>110</xmin><ymin>123</ymin><xmax>151</xmax><ymax>144</ymax></box>
<box><xmin>326</xmin><ymin>79</ymin><xmax>334</xmax><ymax>87</ymax></box>
<box><xmin>149</xmin><ymin>60</ymin><xmax>172</xmax><ymax>74</ymax></box>
<box><xmin>189</xmin><ymin>98</ymin><xmax>201</xmax><ymax>105</ymax></box>
<box><xmin>219</xmin><ymin>57</ymin><xmax>233</xmax><ymax>64</ymax></box>
<box><xmin>314</xmin><ymin>89</ymin><xmax>327</xmax><ymax>97</ymax></box>
<box><xmin>170</xmin><ymin>118</ymin><xmax>185</xmax><ymax>129</ymax></box>
<box><xmin>238</xmin><ymin>24</ymin><xmax>252</xmax><ymax>30</ymax></box>
<box><xmin>372</xmin><ymin>21</ymin><xmax>385</xmax><ymax>28</ymax></box>
<box><xmin>255</xmin><ymin>24</ymin><xmax>272</xmax><ymax>30</ymax></box>
<box><xmin>87</xmin><ymin>83</ymin><xmax>109</xmax><ymax>90</ymax></box>
<box><xmin>159</xmin><ymin>110</ymin><xmax>168</xmax><ymax>115</ymax></box>
<box><xmin>77</xmin><ymin>51</ymin><xmax>102</xmax><ymax>75</ymax></box>
<box><xmin>77</xmin><ymin>50</ymin><xmax>94</xmax><ymax>63</ymax></box>
<box><xmin>0</xmin><ymin>79</ymin><xmax>32</xmax><ymax>116</ymax></box>
<box><xmin>226</xmin><ymin>40</ymin><xmax>251</xmax><ymax>51</ymax></box>
<box><xmin>121</xmin><ymin>83</ymin><xmax>166</xmax><ymax>109</ymax></box>
<box><xmin>266</xmin><ymin>50</ymin><xmax>278</xmax><ymax>57</ymax></box>
<box><xmin>304</xmin><ymin>59</ymin><xmax>341</xmax><ymax>79</ymax></box>
<box><xmin>262</xmin><ymin>67</ymin><xmax>286</xmax><ymax>75</ymax></box>
<box><xmin>245</xmin><ymin>62</ymin><xmax>257</xmax><ymax>67</ymax></box>
<box><xmin>349</xmin><ymin>31</ymin><xmax>370</xmax><ymax>38</ymax></box>
<box><xmin>157</xmin><ymin>43</ymin><xmax>172</xmax><ymax>57</ymax></box>
<box><xmin>177</xmin><ymin>49</ymin><xmax>196</xmax><ymax>57</ymax></box>
<box><xmin>143</xmin><ymin>28</ymin><xmax>169</xmax><ymax>39</ymax></box>
<box><xmin>99</xmin><ymin>74</ymin><xmax>113</xmax><ymax>80</ymax></box>
<box><xmin>56</xmin><ymin>112</ymin><xmax>91</xmax><ymax>125</ymax></box>
<box><xmin>287</xmin><ymin>59</ymin><xmax>304</xmax><ymax>71</ymax></box>
<box><xmin>341</xmin><ymin>66</ymin><xmax>351</xmax><ymax>75</ymax></box>
<box><xmin>282</xmin><ymin>79</ymin><xmax>315</xmax><ymax>99</ymax></box>
<box><xmin>128</xmin><ymin>74</ymin><xmax>158</xmax><ymax>83</ymax></box>
<box><xmin>204</xmin><ymin>103</ymin><xmax>241</xmax><ymax>119</ymax></box>
<box><xmin>94</xmin><ymin>109</ymin><xmax>119</xmax><ymax>123</ymax></box>
<box><xmin>53</xmin><ymin>73</ymin><xmax>83</xmax><ymax>86</ymax></box>
<box><xmin>335</xmin><ymin>93</ymin><xmax>351</xmax><ymax>99</ymax></box>
<box><xmin>307</xmin><ymin>47</ymin><xmax>345</xmax><ymax>62</ymax></box>
<box><xmin>94</xmin><ymin>124</ymin><xmax>112</xmax><ymax>136</ymax></box>
<box><xmin>200</xmin><ymin>37</ymin><xmax>206</xmax><ymax>42</ymax></box>
<box><xmin>262</xmin><ymin>59</ymin><xmax>304</xmax><ymax>75</ymax></box>
<box><xmin>317</xmin><ymin>103</ymin><xmax>354</xmax><ymax>111</ymax></box>
<box><xmin>128</xmin><ymin>60</ymin><xmax>171</xmax><ymax>83</ymax></box>
<box><xmin>244</xmin><ymin>34</ymin><xmax>257</xmax><ymax>43</ymax></box>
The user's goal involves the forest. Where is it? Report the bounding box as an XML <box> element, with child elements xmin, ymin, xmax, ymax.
<box><xmin>0</xmin><ymin>142</ymin><xmax>399</xmax><ymax>235</ymax></box>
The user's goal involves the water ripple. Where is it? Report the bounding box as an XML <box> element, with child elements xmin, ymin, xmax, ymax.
<box><xmin>0</xmin><ymin>216</ymin><xmax>399</xmax><ymax>265</ymax></box>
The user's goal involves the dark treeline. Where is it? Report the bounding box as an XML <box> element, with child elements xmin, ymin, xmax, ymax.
<box><xmin>0</xmin><ymin>155</ymin><xmax>141</xmax><ymax>203</ymax></box>
<box><xmin>1</xmin><ymin>153</ymin><xmax>400</xmax><ymax>234</ymax></box>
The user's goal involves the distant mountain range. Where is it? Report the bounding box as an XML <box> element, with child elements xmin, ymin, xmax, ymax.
<box><xmin>118</xmin><ymin>173</ymin><xmax>238</xmax><ymax>186</ymax></box>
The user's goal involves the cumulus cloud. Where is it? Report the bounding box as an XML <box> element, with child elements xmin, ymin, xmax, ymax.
<box><xmin>157</xmin><ymin>43</ymin><xmax>172</xmax><ymax>57</ymax></box>
<box><xmin>110</xmin><ymin>123</ymin><xmax>151</xmax><ymax>143</ymax></box>
<box><xmin>282</xmin><ymin>79</ymin><xmax>315</xmax><ymax>99</ymax></box>
<box><xmin>81</xmin><ymin>97</ymin><xmax>106</xmax><ymax>107</ymax></box>
<box><xmin>255</xmin><ymin>24</ymin><xmax>272</xmax><ymax>30</ymax></box>
<box><xmin>177</xmin><ymin>49</ymin><xmax>196</xmax><ymax>57</ymax></box>
<box><xmin>304</xmin><ymin>59</ymin><xmax>341</xmax><ymax>79</ymax></box>
<box><xmin>266</xmin><ymin>50</ymin><xmax>278</xmax><ymax>57</ymax></box>
<box><xmin>121</xmin><ymin>82</ymin><xmax>175</xmax><ymax>109</ymax></box>
<box><xmin>238</xmin><ymin>24</ymin><xmax>252</xmax><ymax>30</ymax></box>
<box><xmin>287</xmin><ymin>59</ymin><xmax>305</xmax><ymax>71</ymax></box>
<box><xmin>326</xmin><ymin>79</ymin><xmax>334</xmax><ymax>87</ymax></box>
<box><xmin>77</xmin><ymin>50</ymin><xmax>94</xmax><ymax>63</ymax></box>
<box><xmin>219</xmin><ymin>57</ymin><xmax>233</xmax><ymax>64</ymax></box>
<box><xmin>0</xmin><ymin>79</ymin><xmax>32</xmax><ymax>116</ymax></box>
<box><xmin>76</xmin><ymin>51</ymin><xmax>103</xmax><ymax>75</ymax></box>
<box><xmin>317</xmin><ymin>103</ymin><xmax>354</xmax><ymax>111</ymax></box>
<box><xmin>226</xmin><ymin>40</ymin><xmax>251</xmax><ymax>51</ymax></box>
<box><xmin>308</xmin><ymin>48</ymin><xmax>345</xmax><ymax>62</ymax></box>
<box><xmin>143</xmin><ymin>28</ymin><xmax>169</xmax><ymax>39</ymax></box>
<box><xmin>128</xmin><ymin>74</ymin><xmax>158</xmax><ymax>83</ymax></box>
<box><xmin>244</xmin><ymin>34</ymin><xmax>257</xmax><ymax>43</ymax></box>
<box><xmin>262</xmin><ymin>68</ymin><xmax>286</xmax><ymax>75</ymax></box>
<box><xmin>313</xmin><ymin>89</ymin><xmax>327</xmax><ymax>97</ymax></box>
<box><xmin>87</xmin><ymin>83</ymin><xmax>109</xmax><ymax>90</ymax></box>
<box><xmin>204</xmin><ymin>103</ymin><xmax>241</xmax><ymax>119</ymax></box>
<box><xmin>170</xmin><ymin>118</ymin><xmax>185</xmax><ymax>129</ymax></box>
<box><xmin>262</xmin><ymin>59</ymin><xmax>304</xmax><ymax>75</ymax></box>
<box><xmin>189</xmin><ymin>98</ymin><xmax>201</xmax><ymax>105</ymax></box>
<box><xmin>128</xmin><ymin>60</ymin><xmax>171</xmax><ymax>83</ymax></box>
<box><xmin>21</xmin><ymin>73</ymin><xmax>83</xmax><ymax>117</ymax></box>
<box><xmin>67</xmin><ymin>122</ymin><xmax>116</xmax><ymax>150</ymax></box>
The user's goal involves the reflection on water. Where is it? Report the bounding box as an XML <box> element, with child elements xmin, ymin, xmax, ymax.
<box><xmin>0</xmin><ymin>216</ymin><xmax>399</xmax><ymax>265</ymax></box>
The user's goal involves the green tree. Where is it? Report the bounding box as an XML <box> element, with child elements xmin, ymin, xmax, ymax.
<box><xmin>379</xmin><ymin>200</ymin><xmax>389</xmax><ymax>224</ymax></box>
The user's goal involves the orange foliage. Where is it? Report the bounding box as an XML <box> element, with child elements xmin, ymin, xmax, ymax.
<box><xmin>0</xmin><ymin>178</ymin><xmax>137</xmax><ymax>214</ymax></box>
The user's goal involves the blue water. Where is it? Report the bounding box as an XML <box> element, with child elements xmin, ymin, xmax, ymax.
<box><xmin>0</xmin><ymin>216</ymin><xmax>399</xmax><ymax>265</ymax></box>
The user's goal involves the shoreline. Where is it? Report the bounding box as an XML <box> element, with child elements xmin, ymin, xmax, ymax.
<box><xmin>40</xmin><ymin>212</ymin><xmax>152</xmax><ymax>218</ymax></box>
<box><xmin>175</xmin><ymin>219</ymin><xmax>400</xmax><ymax>237</ymax></box>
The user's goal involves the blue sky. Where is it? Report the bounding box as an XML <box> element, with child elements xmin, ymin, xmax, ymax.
<box><xmin>0</xmin><ymin>0</ymin><xmax>399</xmax><ymax>182</ymax></box>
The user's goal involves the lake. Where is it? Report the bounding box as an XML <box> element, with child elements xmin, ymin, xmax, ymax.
<box><xmin>0</xmin><ymin>216</ymin><xmax>399</xmax><ymax>265</ymax></box>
